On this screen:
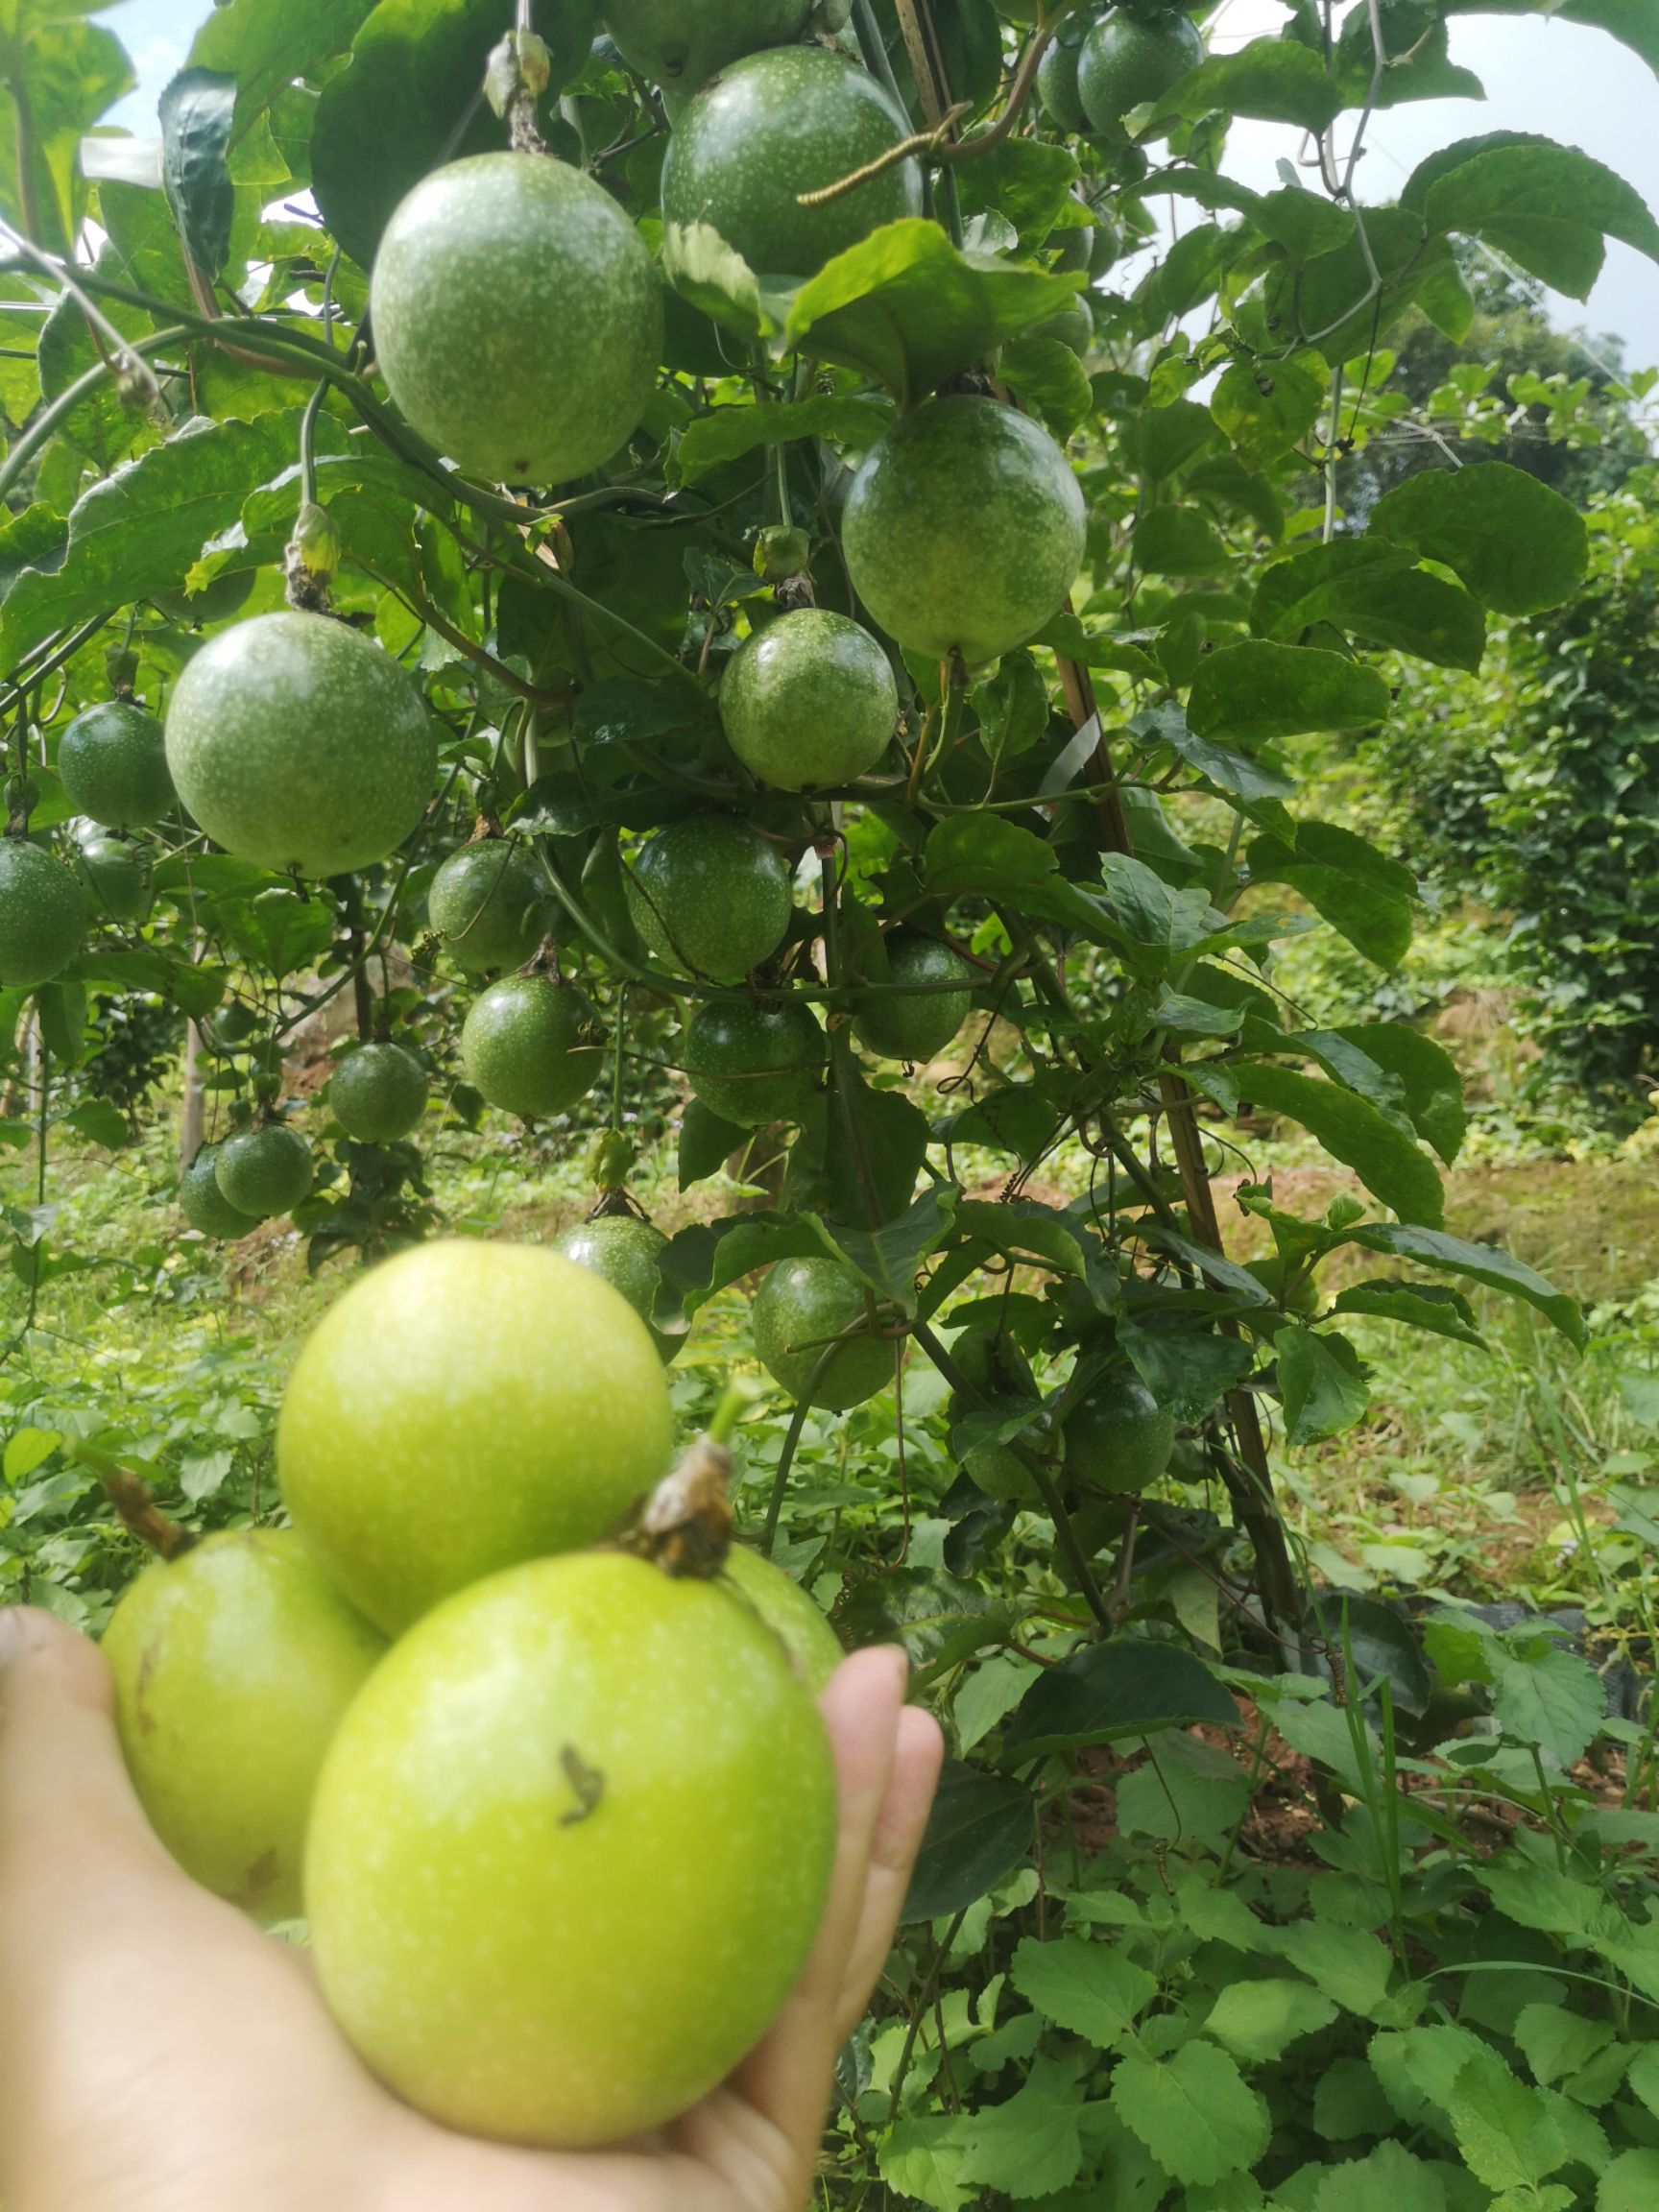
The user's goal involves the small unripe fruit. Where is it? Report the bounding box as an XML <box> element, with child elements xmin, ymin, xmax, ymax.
<box><xmin>854</xmin><ymin>933</ymin><xmax>974</xmax><ymax>1064</ymax></box>
<box><xmin>215</xmin><ymin>1124</ymin><xmax>314</xmax><ymax>1220</ymax></box>
<box><xmin>179</xmin><ymin>1143</ymin><xmax>262</xmax><ymax>1240</ymax></box>
<box><xmin>77</xmin><ymin>834</ymin><xmax>152</xmax><ymax>924</ymax></box>
<box><xmin>720</xmin><ymin>1539</ymin><xmax>843</xmax><ymax>1691</ymax></box>
<box><xmin>753</xmin><ymin>1254</ymin><xmax>893</xmax><ymax>1410</ymax></box>
<box><xmin>0</xmin><ymin>839</ymin><xmax>84</xmax><ymax>989</ymax></box>
<box><xmin>58</xmin><ymin>700</ymin><xmax>173</xmax><ymax>829</ymax></box>
<box><xmin>1063</xmin><ymin>1370</ymin><xmax>1177</xmax><ymax>1495</ymax></box>
<box><xmin>603</xmin><ymin>0</ymin><xmax>812</xmax><ymax>102</ymax></box>
<box><xmin>1077</xmin><ymin>12</ymin><xmax>1204</xmax><ymax>137</ymax></box>
<box><xmin>720</xmin><ymin>610</ymin><xmax>897</xmax><ymax>791</ymax></box>
<box><xmin>682</xmin><ymin>998</ymin><xmax>824</xmax><ymax>1126</ymax></box>
<box><xmin>462</xmin><ymin>974</ymin><xmax>604</xmax><ymax>1120</ymax></box>
<box><xmin>330</xmin><ymin>1043</ymin><xmax>429</xmax><ymax>1144</ymax></box>
<box><xmin>428</xmin><ymin>841</ymin><xmax>551</xmax><ymax>974</ymax></box>
<box><xmin>626</xmin><ymin>816</ymin><xmax>793</xmax><ymax>981</ymax></box>
<box><xmin>557</xmin><ymin>1213</ymin><xmax>677</xmax><ymax>1359</ymax></box>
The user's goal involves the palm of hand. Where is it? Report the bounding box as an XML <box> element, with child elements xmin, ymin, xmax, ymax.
<box><xmin>0</xmin><ymin>1614</ymin><xmax>941</xmax><ymax>2212</ymax></box>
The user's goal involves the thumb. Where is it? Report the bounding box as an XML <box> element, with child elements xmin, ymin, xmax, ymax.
<box><xmin>0</xmin><ymin>1606</ymin><xmax>162</xmax><ymax>1888</ymax></box>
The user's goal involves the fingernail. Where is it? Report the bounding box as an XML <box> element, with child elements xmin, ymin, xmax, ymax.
<box><xmin>884</xmin><ymin>1643</ymin><xmax>911</xmax><ymax>1695</ymax></box>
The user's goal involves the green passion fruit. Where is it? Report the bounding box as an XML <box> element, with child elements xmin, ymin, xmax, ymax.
<box><xmin>76</xmin><ymin>834</ymin><xmax>152</xmax><ymax>924</ymax></box>
<box><xmin>330</xmin><ymin>1044</ymin><xmax>429</xmax><ymax>1144</ymax></box>
<box><xmin>0</xmin><ymin>839</ymin><xmax>84</xmax><ymax>990</ymax></box>
<box><xmin>104</xmin><ymin>1529</ymin><xmax>385</xmax><ymax>1922</ymax></box>
<box><xmin>854</xmin><ymin>932</ymin><xmax>974</xmax><ymax>1063</ymax></box>
<box><xmin>625</xmin><ymin>815</ymin><xmax>793</xmax><ymax>981</ymax></box>
<box><xmin>720</xmin><ymin>1539</ymin><xmax>843</xmax><ymax>1692</ymax></box>
<box><xmin>557</xmin><ymin>1214</ymin><xmax>677</xmax><ymax>1359</ymax></box>
<box><xmin>682</xmin><ymin>998</ymin><xmax>825</xmax><ymax>1126</ymax></box>
<box><xmin>371</xmin><ymin>153</ymin><xmax>662</xmax><ymax>487</ymax></box>
<box><xmin>461</xmin><ymin>974</ymin><xmax>604</xmax><ymax>1121</ymax></box>
<box><xmin>179</xmin><ymin>1144</ymin><xmax>263</xmax><ymax>1241</ymax></box>
<box><xmin>428</xmin><ymin>840</ymin><xmax>551</xmax><ymax>975</ymax></box>
<box><xmin>842</xmin><ymin>397</ymin><xmax>1087</xmax><ymax>669</ymax></box>
<box><xmin>947</xmin><ymin>1328</ymin><xmax>1043</xmax><ymax>1503</ymax></box>
<box><xmin>603</xmin><ymin>0</ymin><xmax>812</xmax><ymax>102</ymax></box>
<box><xmin>753</xmin><ymin>1254</ymin><xmax>893</xmax><ymax>1411</ymax></box>
<box><xmin>1063</xmin><ymin>1369</ymin><xmax>1177</xmax><ymax>1495</ymax></box>
<box><xmin>214</xmin><ymin>1124</ymin><xmax>314</xmax><ymax>1220</ymax></box>
<box><xmin>1077</xmin><ymin>10</ymin><xmax>1203</xmax><ymax>136</ymax></box>
<box><xmin>164</xmin><ymin>613</ymin><xmax>436</xmax><ymax>878</ymax></box>
<box><xmin>303</xmin><ymin>1551</ymin><xmax>836</xmax><ymax>2147</ymax></box>
<box><xmin>720</xmin><ymin>610</ymin><xmax>898</xmax><ymax>791</ymax></box>
<box><xmin>57</xmin><ymin>699</ymin><xmax>173</xmax><ymax>829</ymax></box>
<box><xmin>277</xmin><ymin>1239</ymin><xmax>675</xmax><ymax>1637</ymax></box>
<box><xmin>1037</xmin><ymin>21</ymin><xmax>1089</xmax><ymax>128</ymax></box>
<box><xmin>662</xmin><ymin>45</ymin><xmax>921</xmax><ymax>301</ymax></box>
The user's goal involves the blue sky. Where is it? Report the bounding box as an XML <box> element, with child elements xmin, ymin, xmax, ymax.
<box><xmin>97</xmin><ymin>0</ymin><xmax>1659</xmax><ymax>373</ymax></box>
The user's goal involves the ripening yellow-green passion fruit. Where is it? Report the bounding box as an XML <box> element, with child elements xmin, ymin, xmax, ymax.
<box><xmin>720</xmin><ymin>610</ymin><xmax>898</xmax><ymax>791</ymax></box>
<box><xmin>719</xmin><ymin>1539</ymin><xmax>844</xmax><ymax>1692</ymax></box>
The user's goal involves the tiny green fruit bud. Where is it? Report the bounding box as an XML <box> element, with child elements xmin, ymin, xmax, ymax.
<box><xmin>484</xmin><ymin>34</ymin><xmax>519</xmax><ymax>117</ymax></box>
<box><xmin>291</xmin><ymin>501</ymin><xmax>342</xmax><ymax>584</ymax></box>
<box><xmin>585</xmin><ymin>1128</ymin><xmax>637</xmax><ymax>1193</ymax></box>
<box><xmin>755</xmin><ymin>525</ymin><xmax>811</xmax><ymax>585</ymax></box>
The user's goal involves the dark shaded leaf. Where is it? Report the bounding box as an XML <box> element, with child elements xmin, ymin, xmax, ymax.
<box><xmin>159</xmin><ymin>68</ymin><xmax>236</xmax><ymax>283</ymax></box>
<box><xmin>1279</xmin><ymin>1326</ymin><xmax>1369</xmax><ymax>1444</ymax></box>
<box><xmin>1351</xmin><ymin>1222</ymin><xmax>1584</xmax><ymax>1345</ymax></box>
<box><xmin>1000</xmin><ymin>1637</ymin><xmax>1240</xmax><ymax>1763</ymax></box>
<box><xmin>1333</xmin><ymin>1279</ymin><xmax>1485</xmax><ymax>1347</ymax></box>
<box><xmin>902</xmin><ymin>1760</ymin><xmax>1032</xmax><ymax>1922</ymax></box>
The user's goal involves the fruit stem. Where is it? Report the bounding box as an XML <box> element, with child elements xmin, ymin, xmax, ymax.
<box><xmin>625</xmin><ymin>1436</ymin><xmax>735</xmax><ymax>1578</ymax></box>
<box><xmin>758</xmin><ymin>1317</ymin><xmax>878</xmax><ymax>1555</ymax></box>
<box><xmin>64</xmin><ymin>1441</ymin><xmax>196</xmax><ymax>1560</ymax></box>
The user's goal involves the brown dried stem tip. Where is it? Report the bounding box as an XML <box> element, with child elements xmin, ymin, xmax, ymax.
<box><xmin>620</xmin><ymin>1436</ymin><xmax>735</xmax><ymax>1579</ymax></box>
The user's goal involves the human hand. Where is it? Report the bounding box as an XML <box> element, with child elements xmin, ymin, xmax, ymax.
<box><xmin>0</xmin><ymin>1605</ymin><xmax>942</xmax><ymax>2212</ymax></box>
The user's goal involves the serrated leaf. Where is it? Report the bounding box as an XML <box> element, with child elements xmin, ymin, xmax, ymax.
<box><xmin>674</xmin><ymin>396</ymin><xmax>892</xmax><ymax>484</ymax></box>
<box><xmin>1269</xmin><ymin>1919</ymin><xmax>1394</xmax><ymax>2016</ymax></box>
<box><xmin>1001</xmin><ymin>1637</ymin><xmax>1240</xmax><ymax>1763</ymax></box>
<box><xmin>1513</xmin><ymin>2005</ymin><xmax>1615</xmax><ymax>2088</ymax></box>
<box><xmin>878</xmin><ymin>2116</ymin><xmax>972</xmax><ymax>2212</ymax></box>
<box><xmin>1310</xmin><ymin>2140</ymin><xmax>1451</xmax><ymax>2212</ymax></box>
<box><xmin>1188</xmin><ymin>641</ymin><xmax>1391</xmax><ymax>745</ymax></box>
<box><xmin>1204</xmin><ymin>1979</ymin><xmax>1339</xmax><ymax>2063</ymax></box>
<box><xmin>1408</xmin><ymin>132</ymin><xmax>1659</xmax><ymax>301</ymax></box>
<box><xmin>1110</xmin><ymin>2042</ymin><xmax>1272</xmax><ymax>2189</ymax></box>
<box><xmin>1493</xmin><ymin>1643</ymin><xmax>1602</xmax><ymax>1767</ymax></box>
<box><xmin>1011</xmin><ymin>1934</ymin><xmax>1157</xmax><ymax>2049</ymax></box>
<box><xmin>1368</xmin><ymin>461</ymin><xmax>1588</xmax><ymax>617</ymax></box>
<box><xmin>956</xmin><ymin>2055</ymin><xmax>1086</xmax><ymax>2200</ymax></box>
<box><xmin>1152</xmin><ymin>36</ymin><xmax>1342</xmax><ymax>132</ymax></box>
<box><xmin>1212</xmin><ymin>352</ymin><xmax>1328</xmax><ymax>469</ymax></box>
<box><xmin>1447</xmin><ymin>2050</ymin><xmax>1567</xmax><ymax>2192</ymax></box>
<box><xmin>1599</xmin><ymin>2150</ymin><xmax>1659</xmax><ymax>2210</ymax></box>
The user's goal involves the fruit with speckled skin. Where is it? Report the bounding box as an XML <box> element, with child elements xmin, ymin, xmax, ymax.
<box><xmin>278</xmin><ymin>1240</ymin><xmax>674</xmax><ymax>1636</ymax></box>
<box><xmin>215</xmin><ymin>1125</ymin><xmax>314</xmax><ymax>1219</ymax></box>
<box><xmin>462</xmin><ymin>974</ymin><xmax>603</xmax><ymax>1121</ymax></box>
<box><xmin>76</xmin><ymin>834</ymin><xmax>152</xmax><ymax>924</ymax></box>
<box><xmin>947</xmin><ymin>1328</ymin><xmax>1043</xmax><ymax>1503</ymax></box>
<box><xmin>0</xmin><ymin>840</ymin><xmax>84</xmax><ymax>989</ymax></box>
<box><xmin>428</xmin><ymin>841</ymin><xmax>550</xmax><ymax>974</ymax></box>
<box><xmin>57</xmin><ymin>700</ymin><xmax>173</xmax><ymax>828</ymax></box>
<box><xmin>720</xmin><ymin>611</ymin><xmax>897</xmax><ymax>791</ymax></box>
<box><xmin>625</xmin><ymin>816</ymin><xmax>792</xmax><ymax>980</ymax></box>
<box><xmin>557</xmin><ymin>1214</ymin><xmax>676</xmax><ymax>1359</ymax></box>
<box><xmin>104</xmin><ymin>1530</ymin><xmax>385</xmax><ymax>1922</ymax></box>
<box><xmin>754</xmin><ymin>1254</ymin><xmax>892</xmax><ymax>1410</ymax></box>
<box><xmin>1037</xmin><ymin>23</ymin><xmax>1089</xmax><ymax>127</ymax></box>
<box><xmin>304</xmin><ymin>1550</ymin><xmax>835</xmax><ymax>2146</ymax></box>
<box><xmin>1063</xmin><ymin>1370</ymin><xmax>1177</xmax><ymax>1495</ymax></box>
<box><xmin>842</xmin><ymin>398</ymin><xmax>1086</xmax><ymax>668</ymax></box>
<box><xmin>854</xmin><ymin>933</ymin><xmax>974</xmax><ymax>1063</ymax></box>
<box><xmin>371</xmin><ymin>154</ymin><xmax>661</xmax><ymax>486</ymax></box>
<box><xmin>1078</xmin><ymin>10</ymin><xmax>1203</xmax><ymax>136</ymax></box>
<box><xmin>1034</xmin><ymin>301</ymin><xmax>1094</xmax><ymax>358</ymax></box>
<box><xmin>330</xmin><ymin>1044</ymin><xmax>428</xmax><ymax>1144</ymax></box>
<box><xmin>719</xmin><ymin>1540</ymin><xmax>843</xmax><ymax>1692</ymax></box>
<box><xmin>164</xmin><ymin>613</ymin><xmax>436</xmax><ymax>878</ymax></box>
<box><xmin>662</xmin><ymin>46</ymin><xmax>921</xmax><ymax>300</ymax></box>
<box><xmin>603</xmin><ymin>0</ymin><xmax>811</xmax><ymax>102</ymax></box>
<box><xmin>682</xmin><ymin>998</ymin><xmax>824</xmax><ymax>1126</ymax></box>
<box><xmin>180</xmin><ymin>1144</ymin><xmax>262</xmax><ymax>1240</ymax></box>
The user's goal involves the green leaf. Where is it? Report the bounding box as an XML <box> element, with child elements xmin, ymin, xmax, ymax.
<box><xmin>674</xmin><ymin>397</ymin><xmax>892</xmax><ymax>484</ymax></box>
<box><xmin>1368</xmin><ymin>462</ymin><xmax>1588</xmax><ymax>617</ymax></box>
<box><xmin>1136</xmin><ymin>506</ymin><xmax>1235</xmax><ymax>580</ymax></box>
<box><xmin>1251</xmin><ymin>540</ymin><xmax>1487</xmax><ymax>675</ymax></box>
<box><xmin>1262</xmin><ymin>206</ymin><xmax>1455</xmax><ymax>367</ymax></box>
<box><xmin>1331</xmin><ymin>1022</ymin><xmax>1466</xmax><ymax>1164</ymax></box>
<box><xmin>955</xmin><ymin>138</ymin><xmax>1081</xmax><ymax>245</ymax></box>
<box><xmin>1493</xmin><ymin>1643</ymin><xmax>1603</xmax><ymax>1767</ymax></box>
<box><xmin>781</xmin><ymin>219</ymin><xmax>1082</xmax><ymax>401</ymax></box>
<box><xmin>0</xmin><ymin>411</ymin><xmax>303</xmax><ymax>669</ymax></box>
<box><xmin>1310</xmin><ymin>2141</ymin><xmax>1452</xmax><ymax>2212</ymax></box>
<box><xmin>878</xmin><ymin>2117</ymin><xmax>972</xmax><ymax>2212</ymax></box>
<box><xmin>1269</xmin><ymin>1919</ymin><xmax>1394</xmax><ymax>2017</ymax></box>
<box><xmin>1142</xmin><ymin>709</ymin><xmax>1296</xmax><ymax>805</ymax></box>
<box><xmin>62</xmin><ymin>1097</ymin><xmax>130</xmax><ymax>1150</ymax></box>
<box><xmin>1011</xmin><ymin>1934</ymin><xmax>1158</xmax><ymax>2049</ymax></box>
<box><xmin>190</xmin><ymin>0</ymin><xmax>378</xmax><ymax>134</ymax></box>
<box><xmin>1279</xmin><ymin>1328</ymin><xmax>1370</xmax><ymax>1446</ymax></box>
<box><xmin>838</xmin><ymin>1568</ymin><xmax>1013</xmax><ymax>1688</ymax></box>
<box><xmin>0</xmin><ymin>19</ymin><xmax>131</xmax><ymax>258</ymax></box>
<box><xmin>1000</xmin><ymin>1637</ymin><xmax>1240</xmax><ymax>1763</ymax></box>
<box><xmin>219</xmin><ymin>886</ymin><xmax>336</xmax><ymax>981</ymax></box>
<box><xmin>1513</xmin><ymin>2005</ymin><xmax>1616</xmax><ymax>2088</ymax></box>
<box><xmin>1332</xmin><ymin>1280</ymin><xmax>1484</xmax><ymax>1348</ymax></box>
<box><xmin>820</xmin><ymin>1074</ymin><xmax>930</xmax><ymax>1227</ymax></box>
<box><xmin>957</xmin><ymin>2055</ymin><xmax>1086</xmax><ymax>2200</ymax></box>
<box><xmin>1442</xmin><ymin>0</ymin><xmax>1656</xmax><ymax>78</ymax></box>
<box><xmin>1212</xmin><ymin>352</ymin><xmax>1328</xmax><ymax>470</ymax></box>
<box><xmin>677</xmin><ymin>1099</ymin><xmax>747</xmax><ymax>1190</ymax></box>
<box><xmin>924</xmin><ymin>813</ymin><xmax>1057</xmax><ymax>899</ymax></box>
<box><xmin>1118</xmin><ymin>1322</ymin><xmax>1256</xmax><ymax>1423</ymax></box>
<box><xmin>952</xmin><ymin>1199</ymin><xmax>1090</xmax><ymax>1282</ymax></box>
<box><xmin>820</xmin><ymin>1187</ymin><xmax>955</xmax><ymax>1316</ymax></box>
<box><xmin>1599</xmin><ymin>2151</ymin><xmax>1659</xmax><ymax>2210</ymax></box>
<box><xmin>1151</xmin><ymin>36</ymin><xmax>1341</xmax><ymax>132</ymax></box>
<box><xmin>1408</xmin><ymin>133</ymin><xmax>1659</xmax><ymax>301</ymax></box>
<box><xmin>902</xmin><ymin>1760</ymin><xmax>1032</xmax><ymax>1923</ymax></box>
<box><xmin>1110</xmin><ymin>2042</ymin><xmax>1272</xmax><ymax>2189</ymax></box>
<box><xmin>1188</xmin><ymin>641</ymin><xmax>1391</xmax><ymax>745</ymax></box>
<box><xmin>3</xmin><ymin>1427</ymin><xmax>60</xmax><ymax>1482</ymax></box>
<box><xmin>1349</xmin><ymin>1223</ymin><xmax>1584</xmax><ymax>1346</ymax></box>
<box><xmin>311</xmin><ymin>0</ymin><xmax>519</xmax><ymax>271</ymax></box>
<box><xmin>1447</xmin><ymin>2050</ymin><xmax>1567</xmax><ymax>2192</ymax></box>
<box><xmin>1246</xmin><ymin>821</ymin><xmax>1417</xmax><ymax>970</ymax></box>
<box><xmin>159</xmin><ymin>68</ymin><xmax>236</xmax><ymax>282</ymax></box>
<box><xmin>1204</xmin><ymin>1979</ymin><xmax>1339</xmax><ymax>2063</ymax></box>
<box><xmin>998</xmin><ymin>334</ymin><xmax>1095</xmax><ymax>439</ymax></box>
<box><xmin>1187</xmin><ymin>1063</ymin><xmax>1444</xmax><ymax>1228</ymax></box>
<box><xmin>1099</xmin><ymin>851</ymin><xmax>1214</xmax><ymax>972</ymax></box>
